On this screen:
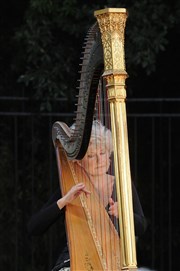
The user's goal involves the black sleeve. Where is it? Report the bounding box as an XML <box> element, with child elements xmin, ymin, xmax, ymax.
<box><xmin>132</xmin><ymin>182</ymin><xmax>147</xmax><ymax>237</ymax></box>
<box><xmin>27</xmin><ymin>188</ymin><xmax>65</xmax><ymax>236</ymax></box>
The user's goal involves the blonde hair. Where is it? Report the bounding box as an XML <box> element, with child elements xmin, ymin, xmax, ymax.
<box><xmin>89</xmin><ymin>120</ymin><xmax>113</xmax><ymax>154</ymax></box>
<box><xmin>71</xmin><ymin>120</ymin><xmax>113</xmax><ymax>155</ymax></box>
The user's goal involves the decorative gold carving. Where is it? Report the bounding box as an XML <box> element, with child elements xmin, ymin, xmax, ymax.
<box><xmin>84</xmin><ymin>252</ymin><xmax>94</xmax><ymax>271</ymax></box>
<box><xmin>106</xmin><ymin>74</ymin><xmax>127</xmax><ymax>102</ymax></box>
<box><xmin>95</xmin><ymin>9</ymin><xmax>127</xmax><ymax>72</ymax></box>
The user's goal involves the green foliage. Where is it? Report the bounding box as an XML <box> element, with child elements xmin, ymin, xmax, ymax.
<box><xmin>126</xmin><ymin>0</ymin><xmax>176</xmax><ymax>75</ymax></box>
<box><xmin>13</xmin><ymin>0</ymin><xmax>179</xmax><ymax>110</ymax></box>
<box><xmin>15</xmin><ymin>0</ymin><xmax>97</xmax><ymax>111</ymax></box>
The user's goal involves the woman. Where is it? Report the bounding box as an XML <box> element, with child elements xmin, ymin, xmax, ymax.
<box><xmin>28</xmin><ymin>121</ymin><xmax>147</xmax><ymax>271</ymax></box>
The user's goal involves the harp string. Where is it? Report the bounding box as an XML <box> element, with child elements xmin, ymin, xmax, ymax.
<box><xmin>97</xmin><ymin>79</ymin><xmax>120</xmax><ymax>268</ymax></box>
<box><xmin>75</xmin><ymin>79</ymin><xmax>120</xmax><ymax>268</ymax></box>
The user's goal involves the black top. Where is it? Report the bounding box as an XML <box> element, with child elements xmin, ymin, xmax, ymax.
<box><xmin>28</xmin><ymin>182</ymin><xmax>147</xmax><ymax>270</ymax></box>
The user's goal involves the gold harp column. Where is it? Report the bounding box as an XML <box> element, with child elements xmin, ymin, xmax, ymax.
<box><xmin>95</xmin><ymin>8</ymin><xmax>137</xmax><ymax>270</ymax></box>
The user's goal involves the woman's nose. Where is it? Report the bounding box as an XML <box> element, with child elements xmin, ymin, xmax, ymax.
<box><xmin>96</xmin><ymin>154</ymin><xmax>101</xmax><ymax>162</ymax></box>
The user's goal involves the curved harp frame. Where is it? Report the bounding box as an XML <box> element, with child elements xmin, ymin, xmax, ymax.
<box><xmin>52</xmin><ymin>8</ymin><xmax>137</xmax><ymax>271</ymax></box>
<box><xmin>52</xmin><ymin>22</ymin><xmax>103</xmax><ymax>160</ymax></box>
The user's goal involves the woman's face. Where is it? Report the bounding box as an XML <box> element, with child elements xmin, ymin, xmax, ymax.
<box><xmin>81</xmin><ymin>142</ymin><xmax>110</xmax><ymax>177</ymax></box>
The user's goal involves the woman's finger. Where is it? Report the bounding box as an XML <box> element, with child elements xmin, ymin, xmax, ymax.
<box><xmin>109</xmin><ymin>197</ymin><xmax>114</xmax><ymax>206</ymax></box>
<box><xmin>82</xmin><ymin>187</ymin><xmax>91</xmax><ymax>194</ymax></box>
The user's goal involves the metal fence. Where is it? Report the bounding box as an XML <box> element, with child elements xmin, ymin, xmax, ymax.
<box><xmin>0</xmin><ymin>96</ymin><xmax>178</xmax><ymax>271</ymax></box>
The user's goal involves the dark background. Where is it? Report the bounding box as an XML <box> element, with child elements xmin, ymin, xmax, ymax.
<box><xmin>0</xmin><ymin>0</ymin><xmax>180</xmax><ymax>270</ymax></box>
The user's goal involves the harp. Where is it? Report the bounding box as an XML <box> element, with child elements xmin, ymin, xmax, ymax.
<box><xmin>52</xmin><ymin>8</ymin><xmax>137</xmax><ymax>271</ymax></box>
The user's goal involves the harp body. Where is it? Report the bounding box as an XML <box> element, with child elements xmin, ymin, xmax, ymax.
<box><xmin>52</xmin><ymin>8</ymin><xmax>137</xmax><ymax>271</ymax></box>
<box><xmin>56</xmin><ymin>146</ymin><xmax>121</xmax><ymax>270</ymax></box>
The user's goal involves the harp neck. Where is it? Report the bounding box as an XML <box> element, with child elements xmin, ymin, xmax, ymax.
<box><xmin>52</xmin><ymin>23</ymin><xmax>103</xmax><ymax>160</ymax></box>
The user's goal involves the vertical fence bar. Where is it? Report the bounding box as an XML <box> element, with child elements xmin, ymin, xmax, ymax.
<box><xmin>151</xmin><ymin>117</ymin><xmax>155</xmax><ymax>269</ymax></box>
<box><xmin>134</xmin><ymin>117</ymin><xmax>138</xmax><ymax>182</ymax></box>
<box><xmin>168</xmin><ymin>117</ymin><xmax>172</xmax><ymax>271</ymax></box>
<box><xmin>49</xmin><ymin>115</ymin><xmax>53</xmax><ymax>270</ymax></box>
<box><xmin>31</xmin><ymin>114</ymin><xmax>35</xmax><ymax>270</ymax></box>
<box><xmin>159</xmin><ymin>116</ymin><xmax>164</xmax><ymax>271</ymax></box>
<box><xmin>14</xmin><ymin>116</ymin><xmax>18</xmax><ymax>271</ymax></box>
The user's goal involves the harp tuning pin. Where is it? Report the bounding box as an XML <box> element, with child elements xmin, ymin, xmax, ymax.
<box><xmin>79</xmin><ymin>63</ymin><xmax>87</xmax><ymax>67</ymax></box>
<box><xmin>78</xmin><ymin>71</ymin><xmax>87</xmax><ymax>74</ymax></box>
<box><xmin>77</xmin><ymin>79</ymin><xmax>85</xmax><ymax>82</ymax></box>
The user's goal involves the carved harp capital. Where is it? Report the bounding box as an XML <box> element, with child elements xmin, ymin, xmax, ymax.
<box><xmin>94</xmin><ymin>8</ymin><xmax>127</xmax><ymax>74</ymax></box>
<box><xmin>94</xmin><ymin>8</ymin><xmax>128</xmax><ymax>103</ymax></box>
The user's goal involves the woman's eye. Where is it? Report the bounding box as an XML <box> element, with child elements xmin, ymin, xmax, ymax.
<box><xmin>88</xmin><ymin>154</ymin><xmax>95</xmax><ymax>158</ymax></box>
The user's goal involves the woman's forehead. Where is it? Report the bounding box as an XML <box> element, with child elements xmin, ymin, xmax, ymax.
<box><xmin>87</xmin><ymin>142</ymin><xmax>106</xmax><ymax>152</ymax></box>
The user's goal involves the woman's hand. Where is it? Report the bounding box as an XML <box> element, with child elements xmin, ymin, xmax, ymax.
<box><xmin>108</xmin><ymin>198</ymin><xmax>119</xmax><ymax>218</ymax></box>
<box><xmin>57</xmin><ymin>183</ymin><xmax>91</xmax><ymax>209</ymax></box>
